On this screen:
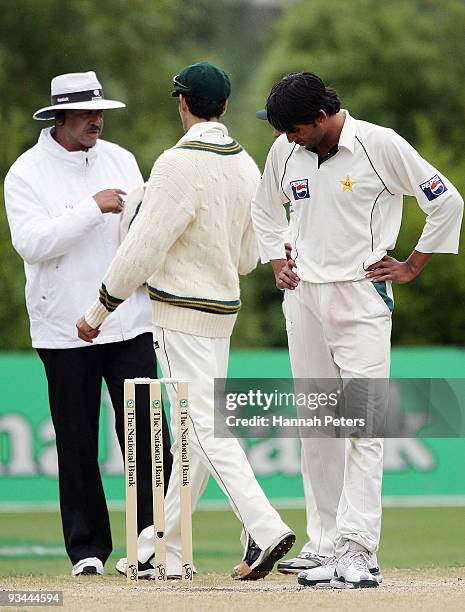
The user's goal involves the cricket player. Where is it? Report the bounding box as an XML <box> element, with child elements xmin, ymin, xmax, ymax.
<box><xmin>77</xmin><ymin>61</ymin><xmax>295</xmax><ymax>580</ymax></box>
<box><xmin>252</xmin><ymin>71</ymin><xmax>463</xmax><ymax>588</ymax></box>
<box><xmin>256</xmin><ymin>108</ymin><xmax>337</xmax><ymax>574</ymax></box>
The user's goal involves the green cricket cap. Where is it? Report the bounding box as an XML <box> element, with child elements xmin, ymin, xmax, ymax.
<box><xmin>171</xmin><ymin>61</ymin><xmax>231</xmax><ymax>101</ymax></box>
<box><xmin>256</xmin><ymin>109</ymin><xmax>267</xmax><ymax>120</ymax></box>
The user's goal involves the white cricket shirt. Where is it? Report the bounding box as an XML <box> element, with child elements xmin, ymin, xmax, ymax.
<box><xmin>252</xmin><ymin>111</ymin><xmax>463</xmax><ymax>282</ymax></box>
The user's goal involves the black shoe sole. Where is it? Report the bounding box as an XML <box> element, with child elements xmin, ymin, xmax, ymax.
<box><xmin>243</xmin><ymin>534</ymin><xmax>296</xmax><ymax>581</ymax></box>
<box><xmin>331</xmin><ymin>576</ymin><xmax>379</xmax><ymax>589</ymax></box>
<box><xmin>278</xmin><ymin>564</ymin><xmax>321</xmax><ymax>575</ymax></box>
<box><xmin>80</xmin><ymin>567</ymin><xmax>97</xmax><ymax>575</ymax></box>
<box><xmin>297</xmin><ymin>576</ymin><xmax>331</xmax><ymax>587</ymax></box>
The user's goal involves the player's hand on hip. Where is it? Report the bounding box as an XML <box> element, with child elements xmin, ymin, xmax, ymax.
<box><xmin>76</xmin><ymin>316</ymin><xmax>101</xmax><ymax>343</ymax></box>
<box><xmin>272</xmin><ymin>258</ymin><xmax>300</xmax><ymax>290</ymax></box>
<box><xmin>366</xmin><ymin>256</ymin><xmax>417</xmax><ymax>284</ymax></box>
<box><xmin>93</xmin><ymin>188</ymin><xmax>127</xmax><ymax>214</ymax></box>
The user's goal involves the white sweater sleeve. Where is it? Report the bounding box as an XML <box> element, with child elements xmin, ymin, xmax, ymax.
<box><xmin>4</xmin><ymin>170</ymin><xmax>104</xmax><ymax>264</ymax></box>
<box><xmin>381</xmin><ymin>131</ymin><xmax>463</xmax><ymax>254</ymax></box>
<box><xmin>85</xmin><ymin>150</ymin><xmax>197</xmax><ymax>328</ymax></box>
<box><xmin>119</xmin><ymin>184</ymin><xmax>146</xmax><ymax>242</ymax></box>
<box><xmin>238</xmin><ymin>218</ymin><xmax>259</xmax><ymax>275</ymax></box>
<box><xmin>251</xmin><ymin>140</ymin><xmax>291</xmax><ymax>263</ymax></box>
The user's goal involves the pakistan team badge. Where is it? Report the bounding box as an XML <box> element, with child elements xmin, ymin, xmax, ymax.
<box><xmin>340</xmin><ymin>175</ymin><xmax>356</xmax><ymax>191</ymax></box>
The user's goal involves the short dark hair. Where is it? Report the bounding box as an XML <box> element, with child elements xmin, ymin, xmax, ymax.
<box><xmin>184</xmin><ymin>94</ymin><xmax>226</xmax><ymax>120</ymax></box>
<box><xmin>266</xmin><ymin>72</ymin><xmax>341</xmax><ymax>133</ymax></box>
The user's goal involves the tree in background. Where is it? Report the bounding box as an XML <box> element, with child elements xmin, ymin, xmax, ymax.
<box><xmin>245</xmin><ymin>0</ymin><xmax>465</xmax><ymax>160</ymax></box>
<box><xmin>239</xmin><ymin>0</ymin><xmax>465</xmax><ymax>347</ymax></box>
<box><xmin>0</xmin><ymin>0</ymin><xmax>181</xmax><ymax>349</ymax></box>
<box><xmin>0</xmin><ymin>0</ymin><xmax>283</xmax><ymax>350</ymax></box>
<box><xmin>1</xmin><ymin>0</ymin><xmax>465</xmax><ymax>349</ymax></box>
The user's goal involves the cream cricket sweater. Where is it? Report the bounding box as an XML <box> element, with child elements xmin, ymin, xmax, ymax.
<box><xmin>85</xmin><ymin>122</ymin><xmax>260</xmax><ymax>338</ymax></box>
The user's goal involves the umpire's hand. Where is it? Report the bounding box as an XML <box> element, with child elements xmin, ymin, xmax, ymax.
<box><xmin>93</xmin><ymin>188</ymin><xmax>127</xmax><ymax>214</ymax></box>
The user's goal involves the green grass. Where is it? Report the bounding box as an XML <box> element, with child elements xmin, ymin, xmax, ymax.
<box><xmin>0</xmin><ymin>507</ymin><xmax>463</xmax><ymax>576</ymax></box>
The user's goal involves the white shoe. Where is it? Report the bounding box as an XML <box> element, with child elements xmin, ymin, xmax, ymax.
<box><xmin>330</xmin><ymin>542</ymin><xmax>378</xmax><ymax>589</ymax></box>
<box><xmin>297</xmin><ymin>555</ymin><xmax>337</xmax><ymax>586</ymax></box>
<box><xmin>278</xmin><ymin>552</ymin><xmax>329</xmax><ymax>574</ymax></box>
<box><xmin>72</xmin><ymin>557</ymin><xmax>104</xmax><ymax>576</ymax></box>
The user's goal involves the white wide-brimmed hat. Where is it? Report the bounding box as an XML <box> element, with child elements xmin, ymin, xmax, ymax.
<box><xmin>33</xmin><ymin>71</ymin><xmax>125</xmax><ymax>120</ymax></box>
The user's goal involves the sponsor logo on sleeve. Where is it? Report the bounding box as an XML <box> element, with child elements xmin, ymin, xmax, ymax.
<box><xmin>290</xmin><ymin>179</ymin><xmax>310</xmax><ymax>200</ymax></box>
<box><xmin>420</xmin><ymin>174</ymin><xmax>447</xmax><ymax>201</ymax></box>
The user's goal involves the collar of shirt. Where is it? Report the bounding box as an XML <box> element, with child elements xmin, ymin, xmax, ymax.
<box><xmin>175</xmin><ymin>121</ymin><xmax>230</xmax><ymax>146</ymax></box>
<box><xmin>39</xmin><ymin>127</ymin><xmax>99</xmax><ymax>168</ymax></box>
<box><xmin>337</xmin><ymin>109</ymin><xmax>356</xmax><ymax>154</ymax></box>
<box><xmin>302</xmin><ymin>109</ymin><xmax>356</xmax><ymax>159</ymax></box>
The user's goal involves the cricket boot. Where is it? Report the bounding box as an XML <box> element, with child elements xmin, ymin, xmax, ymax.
<box><xmin>232</xmin><ymin>531</ymin><xmax>295</xmax><ymax>580</ymax></box>
<box><xmin>278</xmin><ymin>551</ymin><xmax>329</xmax><ymax>574</ymax></box>
<box><xmin>72</xmin><ymin>557</ymin><xmax>104</xmax><ymax>576</ymax></box>
<box><xmin>330</xmin><ymin>541</ymin><xmax>378</xmax><ymax>589</ymax></box>
<box><xmin>297</xmin><ymin>555</ymin><xmax>337</xmax><ymax>586</ymax></box>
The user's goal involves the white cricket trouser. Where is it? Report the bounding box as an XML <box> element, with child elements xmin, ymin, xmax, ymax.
<box><xmin>283</xmin><ymin>297</ymin><xmax>335</xmax><ymax>558</ymax></box>
<box><xmin>138</xmin><ymin>326</ymin><xmax>291</xmax><ymax>574</ymax></box>
<box><xmin>285</xmin><ymin>279</ymin><xmax>392</xmax><ymax>555</ymax></box>
<box><xmin>300</xmin><ymin>440</ymin><xmax>343</xmax><ymax>557</ymax></box>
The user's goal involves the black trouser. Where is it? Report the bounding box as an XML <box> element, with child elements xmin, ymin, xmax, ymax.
<box><xmin>37</xmin><ymin>332</ymin><xmax>173</xmax><ymax>565</ymax></box>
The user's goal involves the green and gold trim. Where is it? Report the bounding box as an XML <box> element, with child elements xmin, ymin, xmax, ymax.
<box><xmin>99</xmin><ymin>284</ymin><xmax>125</xmax><ymax>312</ymax></box>
<box><xmin>147</xmin><ymin>285</ymin><xmax>241</xmax><ymax>315</ymax></box>
<box><xmin>176</xmin><ymin>140</ymin><xmax>243</xmax><ymax>156</ymax></box>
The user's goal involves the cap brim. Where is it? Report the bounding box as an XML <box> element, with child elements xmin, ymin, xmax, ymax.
<box><xmin>255</xmin><ymin>109</ymin><xmax>267</xmax><ymax>120</ymax></box>
<box><xmin>171</xmin><ymin>86</ymin><xmax>191</xmax><ymax>97</ymax></box>
<box><xmin>33</xmin><ymin>99</ymin><xmax>126</xmax><ymax>120</ymax></box>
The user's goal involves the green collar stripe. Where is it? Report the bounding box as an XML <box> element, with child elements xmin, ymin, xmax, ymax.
<box><xmin>181</xmin><ymin>139</ymin><xmax>241</xmax><ymax>150</ymax></box>
<box><xmin>177</xmin><ymin>139</ymin><xmax>243</xmax><ymax>155</ymax></box>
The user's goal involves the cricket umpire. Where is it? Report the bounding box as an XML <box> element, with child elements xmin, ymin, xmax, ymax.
<box><xmin>4</xmin><ymin>71</ymin><xmax>172</xmax><ymax>576</ymax></box>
